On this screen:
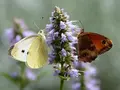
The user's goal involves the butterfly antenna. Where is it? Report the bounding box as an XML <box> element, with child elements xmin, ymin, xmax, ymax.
<box><xmin>33</xmin><ymin>17</ymin><xmax>47</xmax><ymax>36</ymax></box>
<box><xmin>78</xmin><ymin>20</ymin><xmax>84</xmax><ymax>33</ymax></box>
<box><xmin>33</xmin><ymin>22</ymin><xmax>40</xmax><ymax>30</ymax></box>
<box><xmin>78</xmin><ymin>20</ymin><xmax>84</xmax><ymax>29</ymax></box>
<box><xmin>33</xmin><ymin>17</ymin><xmax>44</xmax><ymax>29</ymax></box>
<box><xmin>72</xmin><ymin>20</ymin><xmax>84</xmax><ymax>29</ymax></box>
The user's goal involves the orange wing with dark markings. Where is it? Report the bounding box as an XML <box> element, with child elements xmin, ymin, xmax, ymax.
<box><xmin>77</xmin><ymin>31</ymin><xmax>112</xmax><ymax>62</ymax></box>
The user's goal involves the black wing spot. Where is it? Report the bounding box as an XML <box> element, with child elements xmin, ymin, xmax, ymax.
<box><xmin>27</xmin><ymin>52</ymin><xmax>29</xmax><ymax>55</ymax></box>
<box><xmin>21</xmin><ymin>50</ymin><xmax>25</xmax><ymax>53</ymax></box>
<box><xmin>101</xmin><ymin>40</ymin><xmax>106</xmax><ymax>45</ymax></box>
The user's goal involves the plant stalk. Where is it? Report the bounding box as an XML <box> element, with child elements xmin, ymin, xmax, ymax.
<box><xmin>60</xmin><ymin>78</ymin><xmax>64</xmax><ymax>90</ymax></box>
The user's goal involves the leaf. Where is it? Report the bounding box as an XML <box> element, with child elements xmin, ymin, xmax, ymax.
<box><xmin>0</xmin><ymin>72</ymin><xmax>21</xmax><ymax>86</ymax></box>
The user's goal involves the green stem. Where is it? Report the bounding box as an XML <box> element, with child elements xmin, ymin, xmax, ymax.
<box><xmin>59</xmin><ymin>60</ymin><xmax>65</xmax><ymax>90</ymax></box>
<box><xmin>19</xmin><ymin>62</ymin><xmax>26</xmax><ymax>90</ymax></box>
<box><xmin>80</xmin><ymin>70</ymin><xmax>86</xmax><ymax>90</ymax></box>
<box><xmin>19</xmin><ymin>87</ymin><xmax>24</xmax><ymax>90</ymax></box>
<box><xmin>60</xmin><ymin>78</ymin><xmax>64</xmax><ymax>90</ymax></box>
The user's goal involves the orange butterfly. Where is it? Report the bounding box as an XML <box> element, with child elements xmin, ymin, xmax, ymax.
<box><xmin>77</xmin><ymin>29</ymin><xmax>113</xmax><ymax>62</ymax></box>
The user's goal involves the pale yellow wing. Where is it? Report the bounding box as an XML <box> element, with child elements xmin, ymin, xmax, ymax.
<box><xmin>9</xmin><ymin>35</ymin><xmax>38</xmax><ymax>62</ymax></box>
<box><xmin>26</xmin><ymin>34</ymin><xmax>48</xmax><ymax>69</ymax></box>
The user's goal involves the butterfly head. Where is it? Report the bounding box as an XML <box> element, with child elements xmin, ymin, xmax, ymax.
<box><xmin>98</xmin><ymin>38</ymin><xmax>113</xmax><ymax>54</ymax></box>
<box><xmin>38</xmin><ymin>30</ymin><xmax>46</xmax><ymax>39</ymax></box>
<box><xmin>38</xmin><ymin>30</ymin><xmax>44</xmax><ymax>34</ymax></box>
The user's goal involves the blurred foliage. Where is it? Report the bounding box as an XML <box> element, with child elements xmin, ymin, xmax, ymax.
<box><xmin>0</xmin><ymin>0</ymin><xmax>119</xmax><ymax>90</ymax></box>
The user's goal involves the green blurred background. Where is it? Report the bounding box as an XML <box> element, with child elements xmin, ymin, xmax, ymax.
<box><xmin>0</xmin><ymin>0</ymin><xmax>119</xmax><ymax>90</ymax></box>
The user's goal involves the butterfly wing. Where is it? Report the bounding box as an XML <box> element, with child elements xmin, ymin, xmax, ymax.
<box><xmin>26</xmin><ymin>35</ymin><xmax>48</xmax><ymax>69</ymax></box>
<box><xmin>87</xmin><ymin>32</ymin><xmax>112</xmax><ymax>54</ymax></box>
<box><xmin>78</xmin><ymin>33</ymin><xmax>98</xmax><ymax>62</ymax></box>
<box><xmin>9</xmin><ymin>35</ymin><xmax>38</xmax><ymax>62</ymax></box>
<box><xmin>78</xmin><ymin>32</ymin><xmax>112</xmax><ymax>62</ymax></box>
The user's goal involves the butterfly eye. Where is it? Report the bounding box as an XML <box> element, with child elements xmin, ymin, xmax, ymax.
<box><xmin>39</xmin><ymin>30</ymin><xmax>42</xmax><ymax>33</ymax></box>
<box><xmin>21</xmin><ymin>50</ymin><xmax>25</xmax><ymax>53</ymax></box>
<box><xmin>101</xmin><ymin>40</ymin><xmax>106</xmax><ymax>45</ymax></box>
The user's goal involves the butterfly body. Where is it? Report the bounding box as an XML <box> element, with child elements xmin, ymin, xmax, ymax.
<box><xmin>9</xmin><ymin>30</ymin><xmax>48</xmax><ymax>69</ymax></box>
<box><xmin>77</xmin><ymin>30</ymin><xmax>112</xmax><ymax>62</ymax></box>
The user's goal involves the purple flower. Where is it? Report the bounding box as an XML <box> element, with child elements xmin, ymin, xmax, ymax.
<box><xmin>46</xmin><ymin>38</ymin><xmax>52</xmax><ymax>46</ymax></box>
<box><xmin>4</xmin><ymin>28</ymin><xmax>14</xmax><ymax>43</ymax></box>
<box><xmin>61</xmin><ymin>33</ymin><xmax>67</xmax><ymax>42</ymax></box>
<box><xmin>68</xmin><ymin>69</ymin><xmax>79</xmax><ymax>78</ymax></box>
<box><xmin>67</xmin><ymin>21</ymin><xmax>76</xmax><ymax>30</ymax></box>
<box><xmin>15</xmin><ymin>35</ymin><xmax>22</xmax><ymax>42</ymax></box>
<box><xmin>69</xmin><ymin>43</ymin><xmax>76</xmax><ymax>50</ymax></box>
<box><xmin>73</xmin><ymin>62</ymin><xmax>100</xmax><ymax>90</ymax></box>
<box><xmin>84</xmin><ymin>64</ymin><xmax>97</xmax><ymax>77</ymax></box>
<box><xmin>25</xmin><ymin>68</ymin><xmax>36</xmax><ymax>81</ymax></box>
<box><xmin>66</xmin><ymin>21</ymin><xmax>83</xmax><ymax>37</ymax></box>
<box><xmin>61</xmin><ymin>48</ymin><xmax>67</xmax><ymax>57</ymax></box>
<box><xmin>60</xmin><ymin>21</ymin><xmax>66</xmax><ymax>29</ymax></box>
<box><xmin>46</xmin><ymin>29</ymin><xmax>56</xmax><ymax>46</ymax></box>
<box><xmin>73</xmin><ymin>61</ymin><xmax>81</xmax><ymax>70</ymax></box>
<box><xmin>61</xmin><ymin>8</ymin><xmax>70</xmax><ymax>20</ymax></box>
<box><xmin>13</xmin><ymin>18</ymin><xmax>28</xmax><ymax>30</ymax></box>
<box><xmin>54</xmin><ymin>32</ymin><xmax>59</xmax><ymax>37</ymax></box>
<box><xmin>86</xmin><ymin>80</ymin><xmax>100</xmax><ymax>90</ymax></box>
<box><xmin>53</xmin><ymin>69</ymin><xmax>60</xmax><ymax>76</ymax></box>
<box><xmin>48</xmin><ymin>50</ymin><xmax>56</xmax><ymax>64</ymax></box>
<box><xmin>10</xmin><ymin>72</ymin><xmax>19</xmax><ymax>78</ymax></box>
<box><xmin>48</xmin><ymin>57</ymin><xmax>54</xmax><ymax>64</ymax></box>
<box><xmin>72</xmin><ymin>56</ymin><xmax>78</xmax><ymax>61</ymax></box>
<box><xmin>46</xmin><ymin>6</ymin><xmax>101</xmax><ymax>90</ymax></box>
<box><xmin>4</xmin><ymin>18</ymin><xmax>35</xmax><ymax>45</ymax></box>
<box><xmin>46</xmin><ymin>24</ymin><xmax>53</xmax><ymax>32</ymax></box>
<box><xmin>65</xmin><ymin>32</ymin><xmax>77</xmax><ymax>42</ymax></box>
<box><xmin>46</xmin><ymin>6</ymin><xmax>79</xmax><ymax>80</ymax></box>
<box><xmin>72</xmin><ymin>82</ymin><xmax>80</xmax><ymax>90</ymax></box>
<box><xmin>23</xmin><ymin>30</ymin><xmax>36</xmax><ymax>37</ymax></box>
<box><xmin>49</xmin><ymin>29</ymin><xmax>55</xmax><ymax>36</ymax></box>
<box><xmin>72</xmin><ymin>27</ymin><xmax>81</xmax><ymax>36</ymax></box>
